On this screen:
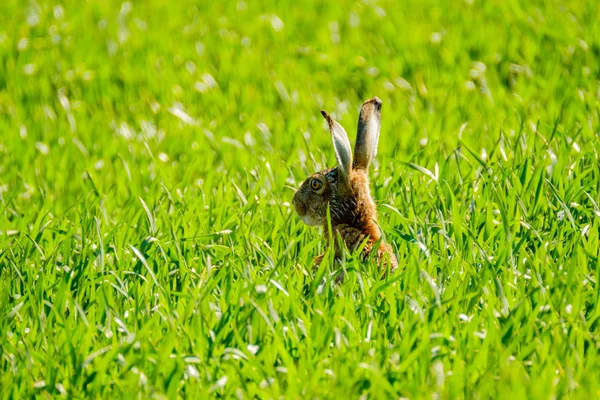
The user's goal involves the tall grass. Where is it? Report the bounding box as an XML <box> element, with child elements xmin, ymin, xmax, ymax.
<box><xmin>1</xmin><ymin>0</ymin><xmax>599</xmax><ymax>397</ymax></box>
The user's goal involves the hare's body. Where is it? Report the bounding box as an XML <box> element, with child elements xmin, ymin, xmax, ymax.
<box><xmin>293</xmin><ymin>97</ymin><xmax>397</xmax><ymax>271</ymax></box>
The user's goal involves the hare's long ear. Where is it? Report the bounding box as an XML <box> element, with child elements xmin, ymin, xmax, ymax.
<box><xmin>354</xmin><ymin>97</ymin><xmax>382</xmax><ymax>170</ymax></box>
<box><xmin>321</xmin><ymin>110</ymin><xmax>352</xmax><ymax>182</ymax></box>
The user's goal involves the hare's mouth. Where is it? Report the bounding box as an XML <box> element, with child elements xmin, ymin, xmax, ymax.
<box><xmin>301</xmin><ymin>215</ymin><xmax>322</xmax><ymax>226</ymax></box>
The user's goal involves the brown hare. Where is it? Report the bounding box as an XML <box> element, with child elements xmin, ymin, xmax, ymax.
<box><xmin>292</xmin><ymin>97</ymin><xmax>397</xmax><ymax>272</ymax></box>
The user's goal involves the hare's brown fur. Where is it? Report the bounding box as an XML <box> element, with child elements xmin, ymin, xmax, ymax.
<box><xmin>315</xmin><ymin>170</ymin><xmax>397</xmax><ymax>270</ymax></box>
<box><xmin>293</xmin><ymin>97</ymin><xmax>397</xmax><ymax>272</ymax></box>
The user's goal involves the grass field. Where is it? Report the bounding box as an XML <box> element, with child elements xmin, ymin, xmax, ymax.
<box><xmin>1</xmin><ymin>0</ymin><xmax>600</xmax><ymax>398</ymax></box>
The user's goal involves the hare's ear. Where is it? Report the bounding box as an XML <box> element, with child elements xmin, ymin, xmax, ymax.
<box><xmin>354</xmin><ymin>97</ymin><xmax>382</xmax><ymax>170</ymax></box>
<box><xmin>321</xmin><ymin>110</ymin><xmax>352</xmax><ymax>181</ymax></box>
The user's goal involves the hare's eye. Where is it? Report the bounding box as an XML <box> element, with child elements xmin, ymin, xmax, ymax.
<box><xmin>310</xmin><ymin>178</ymin><xmax>323</xmax><ymax>191</ymax></box>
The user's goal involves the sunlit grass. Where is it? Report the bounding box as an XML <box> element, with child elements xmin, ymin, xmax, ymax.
<box><xmin>1</xmin><ymin>0</ymin><xmax>600</xmax><ymax>398</ymax></box>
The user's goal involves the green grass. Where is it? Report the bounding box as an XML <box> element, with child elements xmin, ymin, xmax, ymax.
<box><xmin>1</xmin><ymin>0</ymin><xmax>600</xmax><ymax>398</ymax></box>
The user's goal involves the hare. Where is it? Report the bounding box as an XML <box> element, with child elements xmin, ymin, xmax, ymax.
<box><xmin>292</xmin><ymin>97</ymin><xmax>397</xmax><ymax>272</ymax></box>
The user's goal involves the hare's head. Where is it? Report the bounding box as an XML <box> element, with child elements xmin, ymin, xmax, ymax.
<box><xmin>293</xmin><ymin>97</ymin><xmax>382</xmax><ymax>228</ymax></box>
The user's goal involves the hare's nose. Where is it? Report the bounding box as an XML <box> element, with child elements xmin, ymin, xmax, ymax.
<box><xmin>292</xmin><ymin>193</ymin><xmax>306</xmax><ymax>216</ymax></box>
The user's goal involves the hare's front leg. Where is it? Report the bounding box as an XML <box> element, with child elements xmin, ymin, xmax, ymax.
<box><xmin>313</xmin><ymin>253</ymin><xmax>347</xmax><ymax>283</ymax></box>
<box><xmin>312</xmin><ymin>252</ymin><xmax>342</xmax><ymax>269</ymax></box>
<box><xmin>313</xmin><ymin>254</ymin><xmax>325</xmax><ymax>268</ymax></box>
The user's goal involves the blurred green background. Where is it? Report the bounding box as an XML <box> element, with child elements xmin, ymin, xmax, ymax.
<box><xmin>1</xmin><ymin>0</ymin><xmax>600</xmax><ymax>398</ymax></box>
